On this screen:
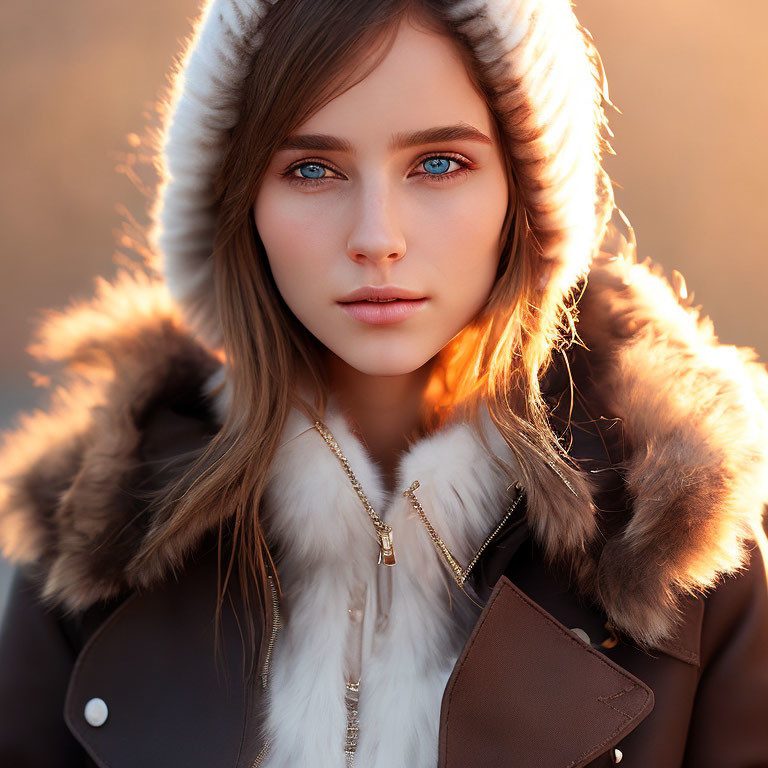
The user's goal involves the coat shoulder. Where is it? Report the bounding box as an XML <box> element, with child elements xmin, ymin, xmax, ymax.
<box><xmin>0</xmin><ymin>268</ymin><xmax>222</xmax><ymax>616</ymax></box>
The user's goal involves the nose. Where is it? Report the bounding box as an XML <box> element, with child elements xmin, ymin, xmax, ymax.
<box><xmin>345</xmin><ymin>185</ymin><xmax>406</xmax><ymax>266</ymax></box>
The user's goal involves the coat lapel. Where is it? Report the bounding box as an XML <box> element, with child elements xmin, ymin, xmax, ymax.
<box><xmin>62</xmin><ymin>533</ymin><xmax>251</xmax><ymax>768</ymax></box>
<box><xmin>439</xmin><ymin>575</ymin><xmax>654</xmax><ymax>768</ymax></box>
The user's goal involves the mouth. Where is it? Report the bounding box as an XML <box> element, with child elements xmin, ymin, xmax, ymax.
<box><xmin>337</xmin><ymin>284</ymin><xmax>426</xmax><ymax>303</ymax></box>
<box><xmin>337</xmin><ymin>297</ymin><xmax>429</xmax><ymax>326</ymax></box>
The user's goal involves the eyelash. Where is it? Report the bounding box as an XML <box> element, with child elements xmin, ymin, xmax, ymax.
<box><xmin>281</xmin><ymin>152</ymin><xmax>473</xmax><ymax>188</ymax></box>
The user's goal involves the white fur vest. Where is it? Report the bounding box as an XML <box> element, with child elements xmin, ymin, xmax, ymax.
<box><xmin>258</xmin><ymin>398</ymin><xmax>521</xmax><ymax>766</ymax></box>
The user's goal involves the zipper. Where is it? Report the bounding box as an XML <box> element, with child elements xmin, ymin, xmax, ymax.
<box><xmin>343</xmin><ymin>679</ymin><xmax>361</xmax><ymax>767</ymax></box>
<box><xmin>250</xmin><ymin>738</ymin><xmax>271</xmax><ymax>768</ymax></box>
<box><xmin>314</xmin><ymin>420</ymin><xmax>397</xmax><ymax>566</ymax></box>
<box><xmin>403</xmin><ymin>480</ymin><xmax>525</xmax><ymax>590</ymax></box>
<box><xmin>462</xmin><ymin>481</ymin><xmax>525</xmax><ymax>582</ymax></box>
<box><xmin>261</xmin><ymin>573</ymin><xmax>281</xmax><ymax>689</ymax></box>
<box><xmin>250</xmin><ymin>572</ymin><xmax>282</xmax><ymax>767</ymax></box>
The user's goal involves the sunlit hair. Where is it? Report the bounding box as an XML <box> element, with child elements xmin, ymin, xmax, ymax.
<box><xmin>134</xmin><ymin>0</ymin><xmax>591</xmax><ymax>676</ymax></box>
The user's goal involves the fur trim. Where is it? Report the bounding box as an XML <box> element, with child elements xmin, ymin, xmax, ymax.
<box><xmin>1</xmin><ymin>255</ymin><xmax>767</xmax><ymax>650</ymax></box>
<box><xmin>149</xmin><ymin>0</ymin><xmax>610</xmax><ymax>349</ymax></box>
<box><xmin>0</xmin><ymin>269</ymin><xmax>221</xmax><ymax>612</ymax></box>
<box><xmin>573</xmin><ymin>254</ymin><xmax>768</xmax><ymax>644</ymax></box>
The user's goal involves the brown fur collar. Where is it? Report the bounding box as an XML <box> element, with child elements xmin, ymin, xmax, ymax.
<box><xmin>1</xmin><ymin>255</ymin><xmax>767</xmax><ymax>647</ymax></box>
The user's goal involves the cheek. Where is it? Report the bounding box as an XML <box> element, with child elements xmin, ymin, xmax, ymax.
<box><xmin>253</xmin><ymin>192</ymin><xmax>336</xmax><ymax>301</ymax></box>
<box><xmin>419</xmin><ymin>174</ymin><xmax>508</xmax><ymax>302</ymax></box>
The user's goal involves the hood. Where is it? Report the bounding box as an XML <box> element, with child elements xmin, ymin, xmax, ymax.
<box><xmin>1</xmin><ymin>251</ymin><xmax>767</xmax><ymax>649</ymax></box>
<box><xmin>148</xmin><ymin>0</ymin><xmax>613</xmax><ymax>351</ymax></box>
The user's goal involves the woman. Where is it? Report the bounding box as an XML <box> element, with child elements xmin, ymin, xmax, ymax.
<box><xmin>1</xmin><ymin>0</ymin><xmax>767</xmax><ymax>765</ymax></box>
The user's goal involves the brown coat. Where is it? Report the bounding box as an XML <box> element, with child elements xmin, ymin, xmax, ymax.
<box><xmin>1</xmin><ymin>251</ymin><xmax>768</xmax><ymax>767</ymax></box>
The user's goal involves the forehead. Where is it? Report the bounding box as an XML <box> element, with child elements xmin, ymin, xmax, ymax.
<box><xmin>286</xmin><ymin>14</ymin><xmax>495</xmax><ymax>152</ymax></box>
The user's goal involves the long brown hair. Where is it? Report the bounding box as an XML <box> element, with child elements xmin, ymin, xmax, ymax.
<box><xmin>132</xmin><ymin>0</ymin><xmax>595</xmax><ymax>679</ymax></box>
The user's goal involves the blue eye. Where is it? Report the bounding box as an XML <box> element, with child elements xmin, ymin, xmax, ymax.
<box><xmin>423</xmin><ymin>157</ymin><xmax>451</xmax><ymax>175</ymax></box>
<box><xmin>297</xmin><ymin>163</ymin><xmax>327</xmax><ymax>180</ymax></box>
<box><xmin>285</xmin><ymin>161</ymin><xmax>341</xmax><ymax>185</ymax></box>
<box><xmin>418</xmin><ymin>154</ymin><xmax>472</xmax><ymax>184</ymax></box>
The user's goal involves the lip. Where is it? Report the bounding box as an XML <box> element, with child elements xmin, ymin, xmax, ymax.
<box><xmin>338</xmin><ymin>284</ymin><xmax>426</xmax><ymax>302</ymax></box>
<box><xmin>339</xmin><ymin>298</ymin><xmax>429</xmax><ymax>325</ymax></box>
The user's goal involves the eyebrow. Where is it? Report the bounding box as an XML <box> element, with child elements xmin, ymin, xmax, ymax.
<box><xmin>276</xmin><ymin>123</ymin><xmax>493</xmax><ymax>153</ymax></box>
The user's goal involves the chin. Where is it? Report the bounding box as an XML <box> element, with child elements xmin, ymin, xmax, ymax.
<box><xmin>333</xmin><ymin>346</ymin><xmax>435</xmax><ymax>377</ymax></box>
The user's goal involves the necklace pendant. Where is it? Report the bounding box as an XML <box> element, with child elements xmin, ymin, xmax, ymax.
<box><xmin>377</xmin><ymin>529</ymin><xmax>396</xmax><ymax>566</ymax></box>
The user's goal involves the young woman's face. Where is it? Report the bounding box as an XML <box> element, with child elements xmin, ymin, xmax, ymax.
<box><xmin>253</xmin><ymin>14</ymin><xmax>508</xmax><ymax>377</ymax></box>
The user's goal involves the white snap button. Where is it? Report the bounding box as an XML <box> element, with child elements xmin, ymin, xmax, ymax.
<box><xmin>84</xmin><ymin>697</ymin><xmax>108</xmax><ymax>727</ymax></box>
<box><xmin>570</xmin><ymin>627</ymin><xmax>591</xmax><ymax>644</ymax></box>
<box><xmin>614</xmin><ymin>747</ymin><xmax>623</xmax><ymax>763</ymax></box>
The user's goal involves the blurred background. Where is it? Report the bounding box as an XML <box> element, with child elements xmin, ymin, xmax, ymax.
<box><xmin>1</xmin><ymin>0</ymin><xmax>766</xmax><ymax>614</ymax></box>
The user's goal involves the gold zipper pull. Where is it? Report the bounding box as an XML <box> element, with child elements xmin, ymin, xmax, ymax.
<box><xmin>377</xmin><ymin>526</ymin><xmax>396</xmax><ymax>566</ymax></box>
